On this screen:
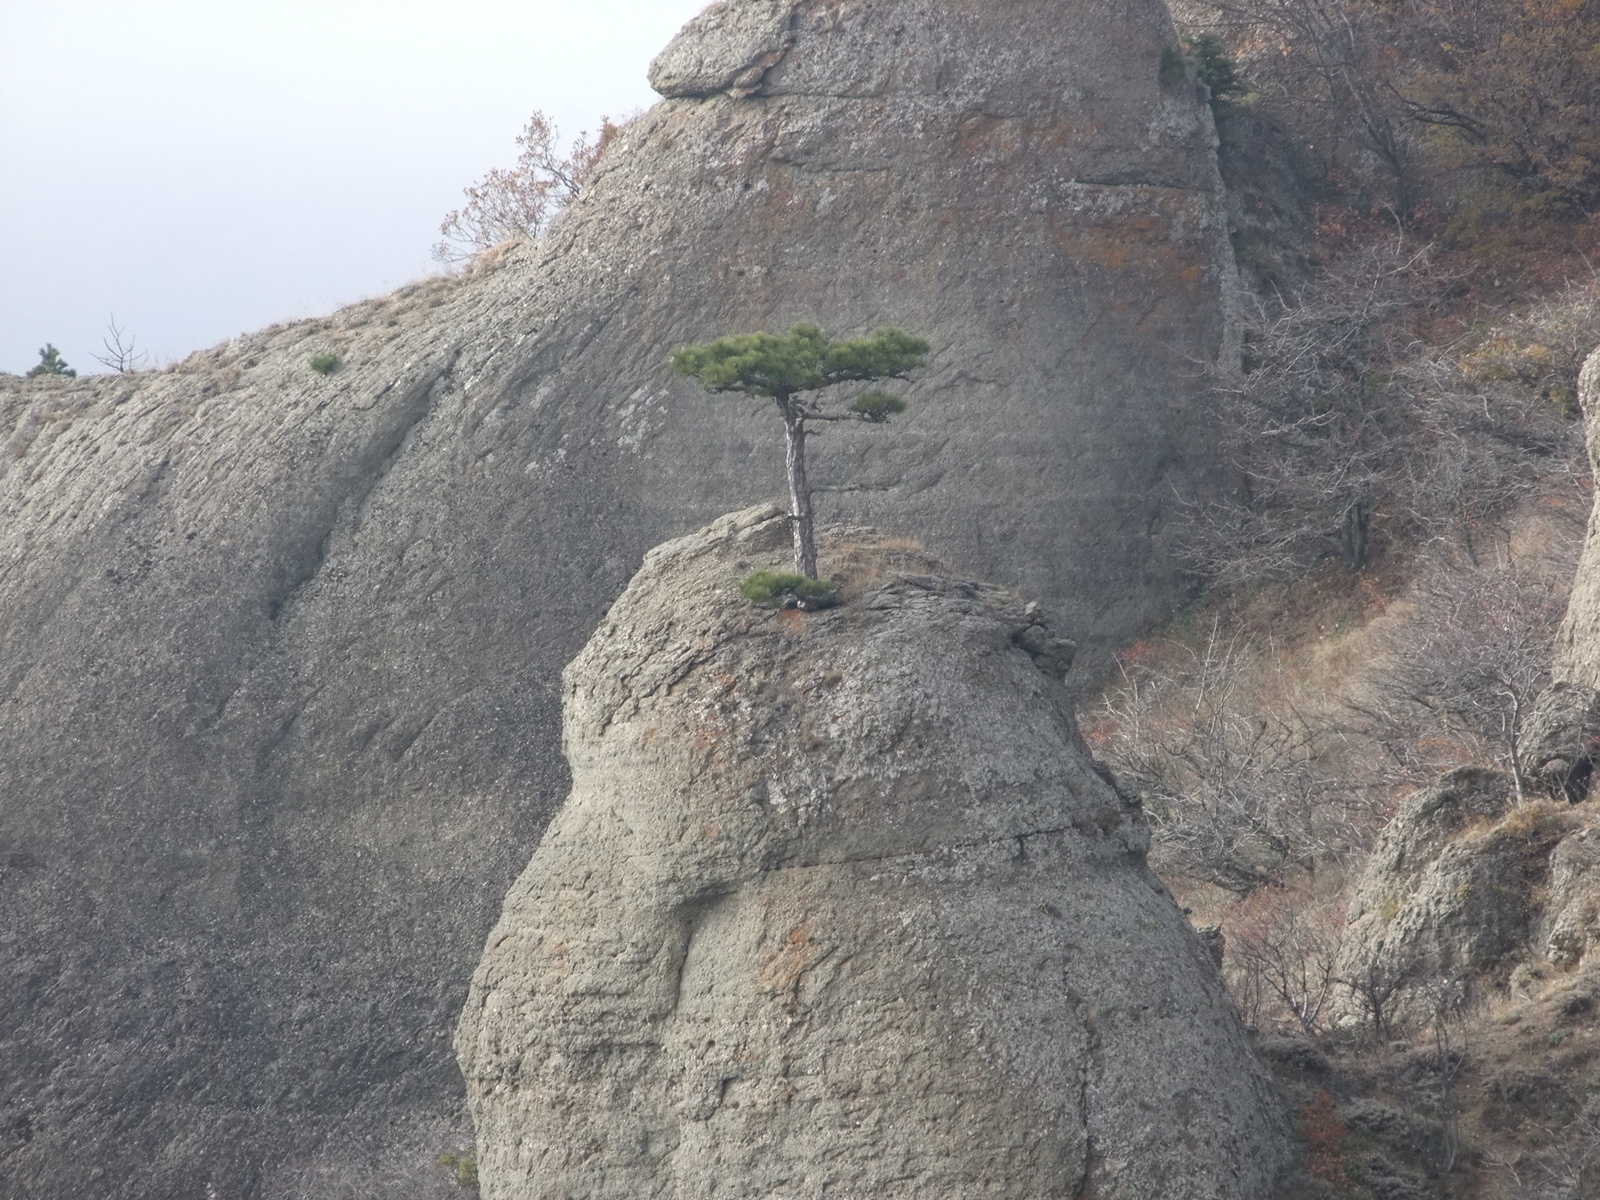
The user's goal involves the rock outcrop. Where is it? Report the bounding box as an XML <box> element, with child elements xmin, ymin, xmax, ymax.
<box><xmin>1335</xmin><ymin>768</ymin><xmax>1596</xmax><ymax>1020</ymax></box>
<box><xmin>0</xmin><ymin>2</ymin><xmax>1237</xmax><ymax>1194</ymax></box>
<box><xmin>456</xmin><ymin>506</ymin><xmax>1289</xmax><ymax>1199</ymax></box>
<box><xmin>1524</xmin><ymin>348</ymin><xmax>1600</xmax><ymax>791</ymax></box>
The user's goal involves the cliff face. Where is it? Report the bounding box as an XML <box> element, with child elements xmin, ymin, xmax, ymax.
<box><xmin>457</xmin><ymin>506</ymin><xmax>1290</xmax><ymax>1199</ymax></box>
<box><xmin>0</xmin><ymin>2</ymin><xmax>1236</xmax><ymax>1194</ymax></box>
<box><xmin>1526</xmin><ymin>349</ymin><xmax>1600</xmax><ymax>786</ymax></box>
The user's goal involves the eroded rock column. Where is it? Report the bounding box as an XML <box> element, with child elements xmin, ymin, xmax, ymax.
<box><xmin>456</xmin><ymin>507</ymin><xmax>1288</xmax><ymax>1199</ymax></box>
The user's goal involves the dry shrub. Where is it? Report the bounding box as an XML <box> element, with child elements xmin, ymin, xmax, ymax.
<box><xmin>1491</xmin><ymin>1112</ymin><xmax>1600</xmax><ymax>1198</ymax></box>
<box><xmin>434</xmin><ymin>111</ymin><xmax>622</xmax><ymax>264</ymax></box>
<box><xmin>1181</xmin><ymin>235</ymin><xmax>1584</xmax><ymax>589</ymax></box>
<box><xmin>1085</xmin><ymin>623</ymin><xmax>1383</xmax><ymax>895</ymax></box>
<box><xmin>818</xmin><ymin>534</ymin><xmax>941</xmax><ymax>603</ymax></box>
<box><xmin>1227</xmin><ymin>881</ymin><xmax>1347</xmax><ymax>1036</ymax></box>
<box><xmin>1300</xmin><ymin>1088</ymin><xmax>1351</xmax><ymax>1184</ymax></box>
<box><xmin>1176</xmin><ymin>0</ymin><xmax>1600</xmax><ymax>218</ymax></box>
<box><xmin>1459</xmin><ymin>277</ymin><xmax>1600</xmax><ymax>414</ymax></box>
<box><xmin>1353</xmin><ymin>559</ymin><xmax>1572</xmax><ymax>798</ymax></box>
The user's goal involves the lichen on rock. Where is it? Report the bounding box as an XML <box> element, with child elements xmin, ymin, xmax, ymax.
<box><xmin>456</xmin><ymin>507</ymin><xmax>1289</xmax><ymax>1199</ymax></box>
<box><xmin>1336</xmin><ymin>767</ymin><xmax>1600</xmax><ymax>1023</ymax></box>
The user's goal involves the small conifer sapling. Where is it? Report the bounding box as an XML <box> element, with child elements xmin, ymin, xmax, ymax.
<box><xmin>671</xmin><ymin>324</ymin><xmax>929</xmax><ymax>578</ymax></box>
<box><xmin>26</xmin><ymin>344</ymin><xmax>76</xmax><ymax>378</ymax></box>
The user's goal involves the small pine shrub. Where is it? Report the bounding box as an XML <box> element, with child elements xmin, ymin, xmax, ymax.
<box><xmin>26</xmin><ymin>344</ymin><xmax>76</xmax><ymax>378</ymax></box>
<box><xmin>1189</xmin><ymin>34</ymin><xmax>1245</xmax><ymax>108</ymax></box>
<box><xmin>740</xmin><ymin>570</ymin><xmax>838</xmax><ymax>609</ymax></box>
<box><xmin>1159</xmin><ymin>44</ymin><xmax>1188</xmax><ymax>87</ymax></box>
<box><xmin>309</xmin><ymin>352</ymin><xmax>339</xmax><ymax>375</ymax></box>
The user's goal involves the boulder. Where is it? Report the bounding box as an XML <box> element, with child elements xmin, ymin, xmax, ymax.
<box><xmin>1336</xmin><ymin>769</ymin><xmax>1586</xmax><ymax>1021</ymax></box>
<box><xmin>0</xmin><ymin>1</ymin><xmax>1237</xmax><ymax>1193</ymax></box>
<box><xmin>456</xmin><ymin>506</ymin><xmax>1290</xmax><ymax>1199</ymax></box>
<box><xmin>1547</xmin><ymin>824</ymin><xmax>1600</xmax><ymax>968</ymax></box>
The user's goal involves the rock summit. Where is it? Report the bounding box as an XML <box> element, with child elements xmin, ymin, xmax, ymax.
<box><xmin>456</xmin><ymin>508</ymin><xmax>1289</xmax><ymax>1199</ymax></box>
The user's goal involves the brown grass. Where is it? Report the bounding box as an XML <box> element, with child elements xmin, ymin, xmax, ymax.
<box><xmin>817</xmin><ymin>532</ymin><xmax>945</xmax><ymax>603</ymax></box>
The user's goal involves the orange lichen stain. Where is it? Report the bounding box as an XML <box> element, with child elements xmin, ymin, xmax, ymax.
<box><xmin>1299</xmin><ymin>1090</ymin><xmax>1348</xmax><ymax>1184</ymax></box>
<box><xmin>778</xmin><ymin>609</ymin><xmax>805</xmax><ymax>634</ymax></box>
<box><xmin>954</xmin><ymin>113</ymin><xmax>1027</xmax><ymax>160</ymax></box>
<box><xmin>1044</xmin><ymin>190</ymin><xmax>1217</xmax><ymax>286</ymax></box>
<box><xmin>1049</xmin><ymin>216</ymin><xmax>1168</xmax><ymax>274</ymax></box>
<box><xmin>757</xmin><ymin>920</ymin><xmax>829</xmax><ymax>1016</ymax></box>
<box><xmin>1038</xmin><ymin>118</ymin><xmax>1084</xmax><ymax>154</ymax></box>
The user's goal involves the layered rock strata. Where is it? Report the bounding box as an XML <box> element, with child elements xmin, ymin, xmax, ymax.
<box><xmin>456</xmin><ymin>507</ymin><xmax>1289</xmax><ymax>1200</ymax></box>
<box><xmin>0</xmin><ymin>1</ymin><xmax>1236</xmax><ymax>1193</ymax></box>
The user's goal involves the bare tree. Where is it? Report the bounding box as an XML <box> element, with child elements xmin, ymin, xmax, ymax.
<box><xmin>91</xmin><ymin>314</ymin><xmax>148</xmax><ymax>373</ymax></box>
<box><xmin>1226</xmin><ymin>882</ymin><xmax>1346</xmax><ymax>1036</ymax></box>
<box><xmin>1179</xmin><ymin>0</ymin><xmax>1600</xmax><ymax>216</ymax></box>
<box><xmin>1085</xmin><ymin>623</ymin><xmax>1381</xmax><ymax>894</ymax></box>
<box><xmin>1181</xmin><ymin>235</ymin><xmax>1584</xmax><ymax>588</ymax></box>
<box><xmin>1355</xmin><ymin>560</ymin><xmax>1570</xmax><ymax>800</ymax></box>
<box><xmin>1492</xmin><ymin>1114</ymin><xmax>1600</xmax><ymax>1200</ymax></box>
<box><xmin>1181</xmin><ymin>234</ymin><xmax>1449</xmax><ymax>584</ymax></box>
<box><xmin>433</xmin><ymin>110</ymin><xmax>620</xmax><ymax>264</ymax></box>
<box><xmin>1418</xmin><ymin>973</ymin><xmax>1469</xmax><ymax>1174</ymax></box>
<box><xmin>1336</xmin><ymin>938</ymin><xmax>1422</xmax><ymax>1041</ymax></box>
<box><xmin>1180</xmin><ymin>0</ymin><xmax>1422</xmax><ymax>209</ymax></box>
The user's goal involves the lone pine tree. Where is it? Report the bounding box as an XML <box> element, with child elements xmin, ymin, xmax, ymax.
<box><xmin>671</xmin><ymin>323</ymin><xmax>929</xmax><ymax>578</ymax></box>
<box><xmin>26</xmin><ymin>344</ymin><xmax>76</xmax><ymax>378</ymax></box>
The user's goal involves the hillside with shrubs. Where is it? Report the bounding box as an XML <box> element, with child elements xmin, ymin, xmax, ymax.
<box><xmin>1087</xmin><ymin>5</ymin><xmax>1600</xmax><ymax>1195</ymax></box>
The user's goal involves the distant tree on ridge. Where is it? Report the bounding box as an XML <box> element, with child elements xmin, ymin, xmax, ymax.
<box><xmin>26</xmin><ymin>344</ymin><xmax>76</xmax><ymax>378</ymax></box>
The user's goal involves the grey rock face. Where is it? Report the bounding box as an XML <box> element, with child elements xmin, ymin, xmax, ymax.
<box><xmin>456</xmin><ymin>506</ymin><xmax>1289</xmax><ymax>1200</ymax></box>
<box><xmin>1335</xmin><ymin>769</ymin><xmax>1587</xmax><ymax>1015</ymax></box>
<box><xmin>1547</xmin><ymin>825</ymin><xmax>1600</xmax><ymax>967</ymax></box>
<box><xmin>0</xmin><ymin>1</ymin><xmax>1236</xmax><ymax>1194</ymax></box>
<box><xmin>649</xmin><ymin>0</ymin><xmax>794</xmax><ymax>97</ymax></box>
<box><xmin>1339</xmin><ymin>770</ymin><xmax>1520</xmax><ymax>987</ymax></box>
<box><xmin>1525</xmin><ymin>349</ymin><xmax>1600</xmax><ymax>790</ymax></box>
<box><xmin>1521</xmin><ymin>679</ymin><xmax>1600</xmax><ymax>792</ymax></box>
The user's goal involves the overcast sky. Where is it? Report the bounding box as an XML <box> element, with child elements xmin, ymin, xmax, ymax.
<box><xmin>0</xmin><ymin>1</ymin><xmax>708</xmax><ymax>375</ymax></box>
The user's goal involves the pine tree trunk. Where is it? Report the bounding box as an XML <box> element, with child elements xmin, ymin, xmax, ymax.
<box><xmin>782</xmin><ymin>409</ymin><xmax>818</xmax><ymax>578</ymax></box>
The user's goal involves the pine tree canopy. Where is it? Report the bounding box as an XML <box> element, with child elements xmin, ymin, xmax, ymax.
<box><xmin>26</xmin><ymin>344</ymin><xmax>76</xmax><ymax>378</ymax></box>
<box><xmin>670</xmin><ymin>324</ymin><xmax>929</xmax><ymax>402</ymax></box>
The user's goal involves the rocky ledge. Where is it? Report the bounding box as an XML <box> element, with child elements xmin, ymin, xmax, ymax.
<box><xmin>455</xmin><ymin>506</ymin><xmax>1289</xmax><ymax>1199</ymax></box>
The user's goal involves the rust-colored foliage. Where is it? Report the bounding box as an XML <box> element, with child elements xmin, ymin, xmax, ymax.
<box><xmin>1299</xmin><ymin>1088</ymin><xmax>1348</xmax><ymax>1184</ymax></box>
<box><xmin>434</xmin><ymin>110</ymin><xmax>623</xmax><ymax>262</ymax></box>
<box><xmin>1396</xmin><ymin>0</ymin><xmax>1600</xmax><ymax>212</ymax></box>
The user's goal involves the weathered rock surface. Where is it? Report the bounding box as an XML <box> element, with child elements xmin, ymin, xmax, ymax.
<box><xmin>1340</xmin><ymin>771</ymin><xmax>1528</xmax><ymax>992</ymax></box>
<box><xmin>1525</xmin><ymin>349</ymin><xmax>1600</xmax><ymax>790</ymax></box>
<box><xmin>0</xmin><ymin>1</ymin><xmax>1237</xmax><ymax>1194</ymax></box>
<box><xmin>1546</xmin><ymin>823</ymin><xmax>1600</xmax><ymax>967</ymax></box>
<box><xmin>1336</xmin><ymin>768</ymin><xmax>1599</xmax><ymax>1019</ymax></box>
<box><xmin>456</xmin><ymin>506</ymin><xmax>1289</xmax><ymax>1199</ymax></box>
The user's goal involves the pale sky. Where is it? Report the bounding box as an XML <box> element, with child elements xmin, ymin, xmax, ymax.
<box><xmin>0</xmin><ymin>1</ymin><xmax>709</xmax><ymax>375</ymax></box>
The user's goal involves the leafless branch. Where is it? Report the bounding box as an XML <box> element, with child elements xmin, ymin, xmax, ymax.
<box><xmin>90</xmin><ymin>313</ymin><xmax>149</xmax><ymax>373</ymax></box>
